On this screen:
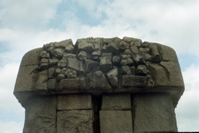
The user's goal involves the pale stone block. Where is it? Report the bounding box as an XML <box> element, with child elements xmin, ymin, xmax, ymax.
<box><xmin>101</xmin><ymin>94</ymin><xmax>131</xmax><ymax>110</ymax></box>
<box><xmin>133</xmin><ymin>93</ymin><xmax>177</xmax><ymax>132</ymax></box>
<box><xmin>100</xmin><ymin>110</ymin><xmax>133</xmax><ymax>133</ymax></box>
<box><xmin>20</xmin><ymin>48</ymin><xmax>42</xmax><ymax>66</ymax></box>
<box><xmin>57</xmin><ymin>110</ymin><xmax>94</xmax><ymax>133</ymax></box>
<box><xmin>23</xmin><ymin>96</ymin><xmax>57</xmax><ymax>133</ymax></box>
<box><xmin>57</xmin><ymin>94</ymin><xmax>92</xmax><ymax>110</ymax></box>
<box><xmin>14</xmin><ymin>65</ymin><xmax>39</xmax><ymax>92</ymax></box>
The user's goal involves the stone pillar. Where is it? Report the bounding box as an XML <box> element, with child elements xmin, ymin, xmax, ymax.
<box><xmin>100</xmin><ymin>94</ymin><xmax>133</xmax><ymax>133</ymax></box>
<box><xmin>133</xmin><ymin>93</ymin><xmax>177</xmax><ymax>132</ymax></box>
<box><xmin>57</xmin><ymin>94</ymin><xmax>94</xmax><ymax>133</ymax></box>
<box><xmin>23</xmin><ymin>96</ymin><xmax>57</xmax><ymax>133</ymax></box>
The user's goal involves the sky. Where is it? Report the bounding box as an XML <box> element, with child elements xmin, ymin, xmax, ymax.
<box><xmin>0</xmin><ymin>0</ymin><xmax>199</xmax><ymax>132</ymax></box>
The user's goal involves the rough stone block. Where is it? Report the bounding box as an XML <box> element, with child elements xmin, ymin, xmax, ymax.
<box><xmin>100</xmin><ymin>111</ymin><xmax>133</xmax><ymax>133</ymax></box>
<box><xmin>86</xmin><ymin>70</ymin><xmax>111</xmax><ymax>89</ymax></box>
<box><xmin>160</xmin><ymin>61</ymin><xmax>184</xmax><ymax>87</ymax></box>
<box><xmin>23</xmin><ymin>96</ymin><xmax>57</xmax><ymax>133</ymax></box>
<box><xmin>67</xmin><ymin>56</ymin><xmax>84</xmax><ymax>73</ymax></box>
<box><xmin>34</xmin><ymin>69</ymin><xmax>48</xmax><ymax>90</ymax></box>
<box><xmin>147</xmin><ymin>63</ymin><xmax>170</xmax><ymax>86</ymax></box>
<box><xmin>106</xmin><ymin>68</ymin><xmax>118</xmax><ymax>88</ymax></box>
<box><xmin>20</xmin><ymin>48</ymin><xmax>42</xmax><ymax>66</ymax></box>
<box><xmin>100</xmin><ymin>53</ymin><xmax>112</xmax><ymax>72</ymax></box>
<box><xmin>57</xmin><ymin>94</ymin><xmax>92</xmax><ymax>110</ymax></box>
<box><xmin>160</xmin><ymin>45</ymin><xmax>178</xmax><ymax>61</ymax></box>
<box><xmin>15</xmin><ymin>65</ymin><xmax>39</xmax><ymax>92</ymax></box>
<box><xmin>101</xmin><ymin>94</ymin><xmax>131</xmax><ymax>110</ymax></box>
<box><xmin>47</xmin><ymin>78</ymin><xmax>57</xmax><ymax>90</ymax></box>
<box><xmin>57</xmin><ymin>110</ymin><xmax>94</xmax><ymax>133</ymax></box>
<box><xmin>133</xmin><ymin>93</ymin><xmax>177</xmax><ymax>132</ymax></box>
<box><xmin>122</xmin><ymin>75</ymin><xmax>147</xmax><ymax>87</ymax></box>
<box><xmin>58</xmin><ymin>78</ymin><xmax>86</xmax><ymax>90</ymax></box>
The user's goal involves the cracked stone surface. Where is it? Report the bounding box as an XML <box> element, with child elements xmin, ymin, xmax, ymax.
<box><xmin>14</xmin><ymin>37</ymin><xmax>184</xmax><ymax>133</ymax></box>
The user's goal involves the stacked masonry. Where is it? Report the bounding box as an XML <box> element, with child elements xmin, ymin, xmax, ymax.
<box><xmin>14</xmin><ymin>37</ymin><xmax>184</xmax><ymax>133</ymax></box>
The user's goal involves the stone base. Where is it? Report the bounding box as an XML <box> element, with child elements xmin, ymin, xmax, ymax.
<box><xmin>22</xmin><ymin>93</ymin><xmax>178</xmax><ymax>133</ymax></box>
<box><xmin>133</xmin><ymin>93</ymin><xmax>177</xmax><ymax>132</ymax></box>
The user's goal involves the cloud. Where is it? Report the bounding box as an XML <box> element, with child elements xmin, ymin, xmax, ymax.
<box><xmin>0</xmin><ymin>0</ymin><xmax>62</xmax><ymax>30</ymax></box>
<box><xmin>176</xmin><ymin>64</ymin><xmax>199</xmax><ymax>131</ymax></box>
<box><xmin>0</xmin><ymin>121</ymin><xmax>24</xmax><ymax>133</ymax></box>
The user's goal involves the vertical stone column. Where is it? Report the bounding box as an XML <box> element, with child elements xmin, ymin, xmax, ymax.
<box><xmin>57</xmin><ymin>94</ymin><xmax>94</xmax><ymax>133</ymax></box>
<box><xmin>23</xmin><ymin>96</ymin><xmax>57</xmax><ymax>133</ymax></box>
<box><xmin>133</xmin><ymin>93</ymin><xmax>177</xmax><ymax>132</ymax></box>
<box><xmin>100</xmin><ymin>94</ymin><xmax>133</xmax><ymax>133</ymax></box>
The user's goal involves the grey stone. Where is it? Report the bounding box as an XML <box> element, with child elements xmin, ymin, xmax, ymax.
<box><xmin>40</xmin><ymin>50</ymin><xmax>50</xmax><ymax>58</ymax></box>
<box><xmin>52</xmin><ymin>48</ymin><xmax>64</xmax><ymax>59</ymax></box>
<box><xmin>65</xmin><ymin>69</ymin><xmax>77</xmax><ymax>78</ymax></box>
<box><xmin>136</xmin><ymin>65</ymin><xmax>147</xmax><ymax>75</ymax></box>
<box><xmin>54</xmin><ymin>39</ymin><xmax>74</xmax><ymax>53</ymax></box>
<box><xmin>100</xmin><ymin>111</ymin><xmax>133</xmax><ymax>133</ymax></box>
<box><xmin>57</xmin><ymin>58</ymin><xmax>68</xmax><ymax>68</ymax></box>
<box><xmin>147</xmin><ymin>63</ymin><xmax>170</xmax><ymax>86</ymax></box>
<box><xmin>57</xmin><ymin>94</ymin><xmax>92</xmax><ymax>110</ymax></box>
<box><xmin>122</xmin><ymin>65</ymin><xmax>132</xmax><ymax>75</ymax></box>
<box><xmin>15</xmin><ymin>65</ymin><xmax>38</xmax><ymax>92</ymax></box>
<box><xmin>106</xmin><ymin>68</ymin><xmax>118</xmax><ymax>88</ymax></box>
<box><xmin>67</xmin><ymin>56</ymin><xmax>84</xmax><ymax>73</ymax></box>
<box><xmin>106</xmin><ymin>42</ymin><xmax>119</xmax><ymax>53</ymax></box>
<box><xmin>39</xmin><ymin>58</ymin><xmax>48</xmax><ymax>69</ymax></box>
<box><xmin>130</xmin><ymin>45</ymin><xmax>140</xmax><ymax>54</ymax></box>
<box><xmin>20</xmin><ymin>48</ymin><xmax>42</xmax><ymax>66</ymax></box>
<box><xmin>23</xmin><ymin>96</ymin><xmax>57</xmax><ymax>133</ymax></box>
<box><xmin>100</xmin><ymin>53</ymin><xmax>112</xmax><ymax>72</ymax></box>
<box><xmin>101</xmin><ymin>94</ymin><xmax>131</xmax><ymax>110</ymax></box>
<box><xmin>48</xmin><ymin>67</ymin><xmax>55</xmax><ymax>78</ymax></box>
<box><xmin>86</xmin><ymin>70</ymin><xmax>111</xmax><ymax>89</ymax></box>
<box><xmin>47</xmin><ymin>78</ymin><xmax>57</xmax><ymax>90</ymax></box>
<box><xmin>77</xmin><ymin>51</ymin><xmax>88</xmax><ymax>61</ymax></box>
<box><xmin>159</xmin><ymin>44</ymin><xmax>178</xmax><ymax>61</ymax></box>
<box><xmin>149</xmin><ymin>43</ymin><xmax>161</xmax><ymax>63</ymax></box>
<box><xmin>57</xmin><ymin>73</ymin><xmax>65</xmax><ymax>81</ymax></box>
<box><xmin>14</xmin><ymin>37</ymin><xmax>185</xmax><ymax>133</ymax></box>
<box><xmin>76</xmin><ymin>38</ymin><xmax>94</xmax><ymax>52</ymax></box>
<box><xmin>118</xmin><ymin>40</ymin><xmax>129</xmax><ymax>51</ymax></box>
<box><xmin>85</xmin><ymin>59</ymin><xmax>99</xmax><ymax>73</ymax></box>
<box><xmin>57</xmin><ymin>110</ymin><xmax>94</xmax><ymax>133</ymax></box>
<box><xmin>160</xmin><ymin>61</ymin><xmax>184</xmax><ymax>87</ymax></box>
<box><xmin>112</xmin><ymin>55</ymin><xmax>121</xmax><ymax>64</ymax></box>
<box><xmin>49</xmin><ymin>58</ymin><xmax>58</xmax><ymax>66</ymax></box>
<box><xmin>120</xmin><ymin>54</ymin><xmax>134</xmax><ymax>65</ymax></box>
<box><xmin>133</xmin><ymin>93</ymin><xmax>177</xmax><ymax>132</ymax></box>
<box><xmin>123</xmin><ymin>36</ymin><xmax>142</xmax><ymax>46</ymax></box>
<box><xmin>58</xmin><ymin>78</ymin><xmax>86</xmax><ymax>90</ymax></box>
<box><xmin>122</xmin><ymin>75</ymin><xmax>147</xmax><ymax>87</ymax></box>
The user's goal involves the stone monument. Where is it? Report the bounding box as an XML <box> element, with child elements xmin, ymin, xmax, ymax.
<box><xmin>14</xmin><ymin>37</ymin><xmax>184</xmax><ymax>133</ymax></box>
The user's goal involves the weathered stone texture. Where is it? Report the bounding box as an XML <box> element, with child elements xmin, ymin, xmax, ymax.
<box><xmin>101</xmin><ymin>94</ymin><xmax>131</xmax><ymax>110</ymax></box>
<box><xmin>100</xmin><ymin>111</ymin><xmax>133</xmax><ymax>133</ymax></box>
<box><xmin>133</xmin><ymin>93</ymin><xmax>177</xmax><ymax>132</ymax></box>
<box><xmin>14</xmin><ymin>37</ymin><xmax>185</xmax><ymax>133</ymax></box>
<box><xmin>57</xmin><ymin>110</ymin><xmax>94</xmax><ymax>133</ymax></box>
<box><xmin>57</xmin><ymin>94</ymin><xmax>92</xmax><ymax>110</ymax></box>
<box><xmin>23</xmin><ymin>96</ymin><xmax>57</xmax><ymax>133</ymax></box>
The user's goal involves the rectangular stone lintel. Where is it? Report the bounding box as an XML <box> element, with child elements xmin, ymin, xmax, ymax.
<box><xmin>101</xmin><ymin>94</ymin><xmax>131</xmax><ymax>110</ymax></box>
<box><xmin>57</xmin><ymin>94</ymin><xmax>92</xmax><ymax>110</ymax></box>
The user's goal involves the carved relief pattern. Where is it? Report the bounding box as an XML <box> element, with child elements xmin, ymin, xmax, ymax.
<box><xmin>36</xmin><ymin>37</ymin><xmax>172</xmax><ymax>90</ymax></box>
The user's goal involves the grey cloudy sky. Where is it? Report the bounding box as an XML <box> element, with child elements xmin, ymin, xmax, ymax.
<box><xmin>0</xmin><ymin>0</ymin><xmax>199</xmax><ymax>132</ymax></box>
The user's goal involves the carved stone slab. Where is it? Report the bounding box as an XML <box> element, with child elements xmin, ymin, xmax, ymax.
<box><xmin>14</xmin><ymin>37</ymin><xmax>184</xmax><ymax>106</ymax></box>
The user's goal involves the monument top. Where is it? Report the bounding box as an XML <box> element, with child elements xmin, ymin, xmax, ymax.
<box><xmin>14</xmin><ymin>37</ymin><xmax>184</xmax><ymax>107</ymax></box>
